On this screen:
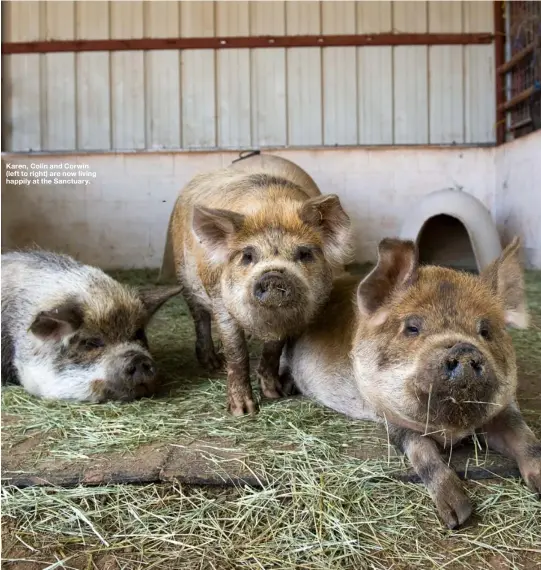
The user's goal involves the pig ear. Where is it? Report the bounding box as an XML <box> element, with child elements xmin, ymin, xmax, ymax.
<box><xmin>192</xmin><ymin>206</ymin><xmax>245</xmax><ymax>264</ymax></box>
<box><xmin>299</xmin><ymin>195</ymin><xmax>353</xmax><ymax>266</ymax></box>
<box><xmin>480</xmin><ymin>236</ymin><xmax>529</xmax><ymax>329</ymax></box>
<box><xmin>29</xmin><ymin>301</ymin><xmax>84</xmax><ymax>341</ymax></box>
<box><xmin>357</xmin><ymin>238</ymin><xmax>418</xmax><ymax>319</ymax></box>
<box><xmin>138</xmin><ymin>285</ymin><xmax>182</xmax><ymax>321</ymax></box>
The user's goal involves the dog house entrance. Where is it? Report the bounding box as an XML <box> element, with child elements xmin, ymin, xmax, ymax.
<box><xmin>417</xmin><ymin>215</ymin><xmax>478</xmax><ymax>273</ymax></box>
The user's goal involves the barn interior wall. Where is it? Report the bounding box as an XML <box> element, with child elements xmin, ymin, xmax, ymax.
<box><xmin>2</xmin><ymin>0</ymin><xmax>496</xmax><ymax>151</ymax></box>
<box><xmin>3</xmin><ymin>131</ymin><xmax>540</xmax><ymax>270</ymax></box>
<box><xmin>495</xmin><ymin>130</ymin><xmax>541</xmax><ymax>269</ymax></box>
<box><xmin>0</xmin><ymin>146</ymin><xmax>496</xmax><ymax>269</ymax></box>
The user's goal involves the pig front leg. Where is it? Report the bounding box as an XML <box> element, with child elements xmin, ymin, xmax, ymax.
<box><xmin>214</xmin><ymin>308</ymin><xmax>258</xmax><ymax>416</ymax></box>
<box><xmin>257</xmin><ymin>339</ymin><xmax>299</xmax><ymax>398</ymax></box>
<box><xmin>389</xmin><ymin>425</ymin><xmax>472</xmax><ymax>529</ymax></box>
<box><xmin>257</xmin><ymin>340</ymin><xmax>286</xmax><ymax>399</ymax></box>
<box><xmin>481</xmin><ymin>404</ymin><xmax>541</xmax><ymax>496</ymax></box>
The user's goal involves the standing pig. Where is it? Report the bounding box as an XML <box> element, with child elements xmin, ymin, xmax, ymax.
<box><xmin>1</xmin><ymin>250</ymin><xmax>181</xmax><ymax>402</ymax></box>
<box><xmin>162</xmin><ymin>153</ymin><xmax>352</xmax><ymax>415</ymax></box>
<box><xmin>285</xmin><ymin>237</ymin><xmax>540</xmax><ymax>528</ymax></box>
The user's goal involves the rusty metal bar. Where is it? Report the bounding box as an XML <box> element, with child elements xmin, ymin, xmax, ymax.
<box><xmin>494</xmin><ymin>0</ymin><xmax>506</xmax><ymax>145</ymax></box>
<box><xmin>498</xmin><ymin>86</ymin><xmax>536</xmax><ymax>113</ymax></box>
<box><xmin>1</xmin><ymin>33</ymin><xmax>494</xmax><ymax>55</ymax></box>
<box><xmin>497</xmin><ymin>40</ymin><xmax>536</xmax><ymax>75</ymax></box>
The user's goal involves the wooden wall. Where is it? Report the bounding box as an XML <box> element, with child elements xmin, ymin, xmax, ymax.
<box><xmin>2</xmin><ymin>1</ymin><xmax>496</xmax><ymax>152</ymax></box>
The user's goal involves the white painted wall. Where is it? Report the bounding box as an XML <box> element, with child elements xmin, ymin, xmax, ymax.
<box><xmin>3</xmin><ymin>132</ymin><xmax>540</xmax><ymax>269</ymax></box>
<box><xmin>2</xmin><ymin>145</ymin><xmax>505</xmax><ymax>269</ymax></box>
<box><xmin>495</xmin><ymin>131</ymin><xmax>541</xmax><ymax>269</ymax></box>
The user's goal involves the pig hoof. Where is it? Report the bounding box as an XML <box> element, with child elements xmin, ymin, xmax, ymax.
<box><xmin>196</xmin><ymin>346</ymin><xmax>226</xmax><ymax>372</ymax></box>
<box><xmin>257</xmin><ymin>371</ymin><xmax>297</xmax><ymax>399</ymax></box>
<box><xmin>521</xmin><ymin>458</ymin><xmax>541</xmax><ymax>497</ymax></box>
<box><xmin>228</xmin><ymin>394</ymin><xmax>259</xmax><ymax>416</ymax></box>
<box><xmin>258</xmin><ymin>374</ymin><xmax>283</xmax><ymax>399</ymax></box>
<box><xmin>434</xmin><ymin>483</ymin><xmax>472</xmax><ymax>530</ymax></box>
<box><xmin>430</xmin><ymin>474</ymin><xmax>472</xmax><ymax>529</ymax></box>
<box><xmin>279</xmin><ymin>371</ymin><xmax>299</xmax><ymax>396</ymax></box>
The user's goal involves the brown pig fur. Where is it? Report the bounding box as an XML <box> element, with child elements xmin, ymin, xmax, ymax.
<box><xmin>163</xmin><ymin>153</ymin><xmax>353</xmax><ymax>415</ymax></box>
<box><xmin>285</xmin><ymin>237</ymin><xmax>541</xmax><ymax>529</ymax></box>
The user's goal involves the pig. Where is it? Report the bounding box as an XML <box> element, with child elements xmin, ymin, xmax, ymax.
<box><xmin>283</xmin><ymin>236</ymin><xmax>540</xmax><ymax>529</ymax></box>
<box><xmin>161</xmin><ymin>153</ymin><xmax>353</xmax><ymax>416</ymax></box>
<box><xmin>1</xmin><ymin>250</ymin><xmax>181</xmax><ymax>402</ymax></box>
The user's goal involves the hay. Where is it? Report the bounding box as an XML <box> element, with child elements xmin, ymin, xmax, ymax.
<box><xmin>2</xmin><ymin>269</ymin><xmax>541</xmax><ymax>569</ymax></box>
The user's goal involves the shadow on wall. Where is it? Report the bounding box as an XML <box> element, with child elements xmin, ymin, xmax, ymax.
<box><xmin>418</xmin><ymin>215</ymin><xmax>478</xmax><ymax>273</ymax></box>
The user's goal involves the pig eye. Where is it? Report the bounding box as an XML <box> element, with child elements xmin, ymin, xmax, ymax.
<box><xmin>294</xmin><ymin>246</ymin><xmax>315</xmax><ymax>263</ymax></box>
<box><xmin>478</xmin><ymin>320</ymin><xmax>491</xmax><ymax>340</ymax></box>
<box><xmin>134</xmin><ymin>328</ymin><xmax>146</xmax><ymax>342</ymax></box>
<box><xmin>240</xmin><ymin>247</ymin><xmax>256</xmax><ymax>265</ymax></box>
<box><xmin>404</xmin><ymin>317</ymin><xmax>422</xmax><ymax>337</ymax></box>
<box><xmin>82</xmin><ymin>337</ymin><xmax>105</xmax><ymax>350</ymax></box>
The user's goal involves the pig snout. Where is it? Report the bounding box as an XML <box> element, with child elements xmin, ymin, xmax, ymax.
<box><xmin>444</xmin><ymin>343</ymin><xmax>485</xmax><ymax>381</ymax></box>
<box><xmin>253</xmin><ymin>270</ymin><xmax>294</xmax><ymax>306</ymax></box>
<box><xmin>124</xmin><ymin>352</ymin><xmax>156</xmax><ymax>383</ymax></box>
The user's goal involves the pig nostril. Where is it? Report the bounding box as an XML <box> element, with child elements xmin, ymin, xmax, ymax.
<box><xmin>127</xmin><ymin>364</ymin><xmax>136</xmax><ymax>376</ymax></box>
<box><xmin>470</xmin><ymin>359</ymin><xmax>483</xmax><ymax>374</ymax></box>
<box><xmin>447</xmin><ymin>359</ymin><xmax>459</xmax><ymax>373</ymax></box>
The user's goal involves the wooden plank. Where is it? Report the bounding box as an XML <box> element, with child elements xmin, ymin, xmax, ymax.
<box><xmin>323</xmin><ymin>1</ymin><xmax>357</xmax><ymax>145</ymax></box>
<box><xmin>110</xmin><ymin>1</ymin><xmax>145</xmax><ymax>150</ymax></box>
<box><xmin>76</xmin><ymin>1</ymin><xmax>111</xmax><ymax>150</ymax></box>
<box><xmin>464</xmin><ymin>45</ymin><xmax>496</xmax><ymax>143</ymax></box>
<box><xmin>463</xmin><ymin>1</ymin><xmax>494</xmax><ymax>33</ymax></box>
<box><xmin>145</xmin><ymin>1</ymin><xmax>181</xmax><ymax>149</ymax></box>
<box><xmin>42</xmin><ymin>1</ymin><xmax>76</xmax><ymax>150</ymax></box>
<box><xmin>393</xmin><ymin>1</ymin><xmax>427</xmax><ymax>33</ymax></box>
<box><xmin>357</xmin><ymin>1</ymin><xmax>392</xmax><ymax>33</ymax></box>
<box><xmin>250</xmin><ymin>1</ymin><xmax>287</xmax><ymax>146</ymax></box>
<box><xmin>429</xmin><ymin>47</ymin><xmax>464</xmax><ymax>143</ymax></box>
<box><xmin>2</xmin><ymin>0</ymin><xmax>42</xmax><ymax>41</ymax></box>
<box><xmin>356</xmin><ymin>1</ymin><xmax>393</xmax><ymax>145</ymax></box>
<box><xmin>181</xmin><ymin>1</ymin><xmax>216</xmax><ymax>148</ymax></box>
<box><xmin>286</xmin><ymin>47</ymin><xmax>322</xmax><ymax>145</ymax></box>
<box><xmin>393</xmin><ymin>46</ymin><xmax>429</xmax><ymax>144</ymax></box>
<box><xmin>180</xmin><ymin>1</ymin><xmax>215</xmax><ymax>38</ymax></box>
<box><xmin>393</xmin><ymin>1</ymin><xmax>428</xmax><ymax>144</ymax></box>
<box><xmin>181</xmin><ymin>50</ymin><xmax>216</xmax><ymax>148</ymax></box>
<box><xmin>286</xmin><ymin>1</ymin><xmax>321</xmax><ymax>36</ymax></box>
<box><xmin>464</xmin><ymin>2</ymin><xmax>495</xmax><ymax>144</ymax></box>
<box><xmin>216</xmin><ymin>1</ymin><xmax>251</xmax><ymax>148</ymax></box>
<box><xmin>428</xmin><ymin>1</ymin><xmax>464</xmax><ymax>144</ymax></box>
<box><xmin>1</xmin><ymin>434</ymin><xmax>523</xmax><ymax>491</ymax></box>
<box><xmin>2</xmin><ymin>1</ymin><xmax>42</xmax><ymax>151</ymax></box>
<box><xmin>358</xmin><ymin>47</ymin><xmax>393</xmax><ymax>145</ymax></box>
<box><xmin>286</xmin><ymin>1</ymin><xmax>321</xmax><ymax>146</ymax></box>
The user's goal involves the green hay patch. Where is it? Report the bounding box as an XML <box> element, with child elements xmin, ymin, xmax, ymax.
<box><xmin>2</xmin><ymin>269</ymin><xmax>541</xmax><ymax>569</ymax></box>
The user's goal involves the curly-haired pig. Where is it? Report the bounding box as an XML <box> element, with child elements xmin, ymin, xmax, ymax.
<box><xmin>1</xmin><ymin>250</ymin><xmax>181</xmax><ymax>402</ymax></box>
<box><xmin>284</xmin><ymin>237</ymin><xmax>540</xmax><ymax>529</ymax></box>
<box><xmin>162</xmin><ymin>153</ymin><xmax>353</xmax><ymax>415</ymax></box>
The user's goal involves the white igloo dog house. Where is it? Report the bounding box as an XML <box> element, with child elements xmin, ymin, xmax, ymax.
<box><xmin>399</xmin><ymin>189</ymin><xmax>502</xmax><ymax>273</ymax></box>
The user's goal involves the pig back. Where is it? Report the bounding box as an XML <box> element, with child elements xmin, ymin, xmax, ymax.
<box><xmin>229</xmin><ymin>153</ymin><xmax>321</xmax><ymax>198</ymax></box>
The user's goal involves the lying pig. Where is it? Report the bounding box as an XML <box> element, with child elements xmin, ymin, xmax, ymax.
<box><xmin>1</xmin><ymin>250</ymin><xmax>181</xmax><ymax>402</ymax></box>
<box><xmin>163</xmin><ymin>153</ymin><xmax>352</xmax><ymax>415</ymax></box>
<box><xmin>284</xmin><ymin>237</ymin><xmax>540</xmax><ymax>528</ymax></box>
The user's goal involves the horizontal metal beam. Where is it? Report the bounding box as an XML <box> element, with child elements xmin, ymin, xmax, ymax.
<box><xmin>1</xmin><ymin>33</ymin><xmax>494</xmax><ymax>55</ymax></box>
